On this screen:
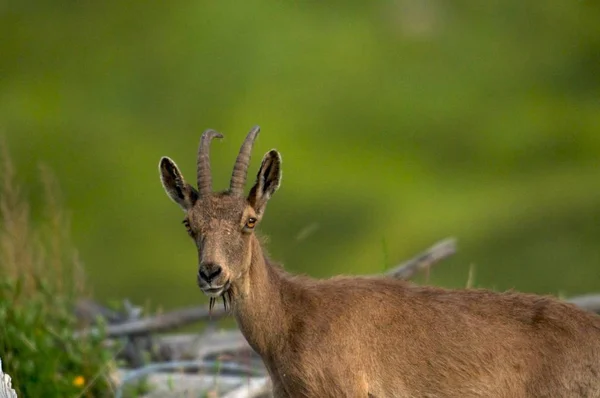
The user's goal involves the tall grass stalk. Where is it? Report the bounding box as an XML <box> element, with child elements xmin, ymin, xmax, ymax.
<box><xmin>0</xmin><ymin>140</ymin><xmax>115</xmax><ymax>397</ymax></box>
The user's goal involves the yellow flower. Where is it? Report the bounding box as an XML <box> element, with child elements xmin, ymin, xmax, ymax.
<box><xmin>73</xmin><ymin>376</ymin><xmax>85</xmax><ymax>387</ymax></box>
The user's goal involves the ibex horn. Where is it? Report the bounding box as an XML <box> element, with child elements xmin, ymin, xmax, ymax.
<box><xmin>197</xmin><ymin>129</ymin><xmax>223</xmax><ymax>196</ymax></box>
<box><xmin>229</xmin><ymin>125</ymin><xmax>260</xmax><ymax>196</ymax></box>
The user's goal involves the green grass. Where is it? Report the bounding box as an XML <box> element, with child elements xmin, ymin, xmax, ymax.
<box><xmin>0</xmin><ymin>142</ymin><xmax>118</xmax><ymax>397</ymax></box>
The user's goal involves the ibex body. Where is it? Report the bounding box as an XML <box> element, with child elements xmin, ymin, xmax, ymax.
<box><xmin>159</xmin><ymin>127</ymin><xmax>600</xmax><ymax>398</ymax></box>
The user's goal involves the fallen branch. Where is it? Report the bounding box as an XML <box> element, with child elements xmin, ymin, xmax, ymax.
<box><xmin>76</xmin><ymin>305</ymin><xmax>228</xmax><ymax>338</ymax></box>
<box><xmin>221</xmin><ymin>377</ymin><xmax>271</xmax><ymax>398</ymax></box>
<box><xmin>385</xmin><ymin>237</ymin><xmax>457</xmax><ymax>280</ymax></box>
<box><xmin>566</xmin><ymin>294</ymin><xmax>600</xmax><ymax>315</ymax></box>
<box><xmin>382</xmin><ymin>238</ymin><xmax>600</xmax><ymax>316</ymax></box>
<box><xmin>155</xmin><ymin>330</ymin><xmax>260</xmax><ymax>362</ymax></box>
<box><xmin>113</xmin><ymin>360</ymin><xmax>264</xmax><ymax>398</ymax></box>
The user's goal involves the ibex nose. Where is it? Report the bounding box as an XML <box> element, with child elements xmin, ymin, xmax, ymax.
<box><xmin>198</xmin><ymin>263</ymin><xmax>222</xmax><ymax>284</ymax></box>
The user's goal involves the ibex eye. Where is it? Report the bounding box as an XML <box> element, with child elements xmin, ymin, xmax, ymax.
<box><xmin>245</xmin><ymin>218</ymin><xmax>257</xmax><ymax>229</ymax></box>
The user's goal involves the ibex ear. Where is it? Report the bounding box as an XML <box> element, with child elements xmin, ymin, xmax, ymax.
<box><xmin>159</xmin><ymin>157</ymin><xmax>199</xmax><ymax>211</ymax></box>
<box><xmin>248</xmin><ymin>149</ymin><xmax>282</xmax><ymax>215</ymax></box>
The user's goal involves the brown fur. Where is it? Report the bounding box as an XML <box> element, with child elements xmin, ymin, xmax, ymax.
<box><xmin>159</xmin><ymin>128</ymin><xmax>600</xmax><ymax>398</ymax></box>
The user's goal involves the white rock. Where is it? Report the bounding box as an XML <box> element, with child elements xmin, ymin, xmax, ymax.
<box><xmin>0</xmin><ymin>358</ymin><xmax>17</xmax><ymax>398</ymax></box>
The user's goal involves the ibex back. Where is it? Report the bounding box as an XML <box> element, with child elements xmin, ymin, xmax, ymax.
<box><xmin>158</xmin><ymin>126</ymin><xmax>600</xmax><ymax>398</ymax></box>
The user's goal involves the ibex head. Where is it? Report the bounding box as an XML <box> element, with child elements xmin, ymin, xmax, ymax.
<box><xmin>158</xmin><ymin>126</ymin><xmax>281</xmax><ymax>307</ymax></box>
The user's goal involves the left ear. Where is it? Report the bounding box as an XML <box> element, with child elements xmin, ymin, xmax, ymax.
<box><xmin>248</xmin><ymin>149</ymin><xmax>282</xmax><ymax>215</ymax></box>
<box><xmin>159</xmin><ymin>156</ymin><xmax>199</xmax><ymax>211</ymax></box>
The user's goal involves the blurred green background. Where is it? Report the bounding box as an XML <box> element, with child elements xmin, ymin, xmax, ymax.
<box><xmin>2</xmin><ymin>0</ymin><xmax>600</xmax><ymax>310</ymax></box>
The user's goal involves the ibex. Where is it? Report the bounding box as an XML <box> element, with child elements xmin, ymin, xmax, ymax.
<box><xmin>158</xmin><ymin>126</ymin><xmax>600</xmax><ymax>397</ymax></box>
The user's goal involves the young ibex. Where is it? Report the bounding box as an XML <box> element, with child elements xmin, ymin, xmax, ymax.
<box><xmin>159</xmin><ymin>126</ymin><xmax>600</xmax><ymax>397</ymax></box>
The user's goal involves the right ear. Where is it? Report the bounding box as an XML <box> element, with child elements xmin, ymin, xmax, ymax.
<box><xmin>159</xmin><ymin>156</ymin><xmax>199</xmax><ymax>211</ymax></box>
<box><xmin>247</xmin><ymin>149</ymin><xmax>282</xmax><ymax>216</ymax></box>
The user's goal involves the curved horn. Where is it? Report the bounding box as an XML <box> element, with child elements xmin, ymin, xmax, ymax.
<box><xmin>197</xmin><ymin>129</ymin><xmax>223</xmax><ymax>196</ymax></box>
<box><xmin>229</xmin><ymin>125</ymin><xmax>260</xmax><ymax>196</ymax></box>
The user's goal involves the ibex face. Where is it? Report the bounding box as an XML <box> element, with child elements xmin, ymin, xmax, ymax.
<box><xmin>158</xmin><ymin>126</ymin><xmax>281</xmax><ymax>304</ymax></box>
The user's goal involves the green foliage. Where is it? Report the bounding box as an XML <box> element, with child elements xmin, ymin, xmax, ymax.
<box><xmin>120</xmin><ymin>379</ymin><xmax>152</xmax><ymax>398</ymax></box>
<box><xmin>0</xmin><ymin>145</ymin><xmax>116</xmax><ymax>397</ymax></box>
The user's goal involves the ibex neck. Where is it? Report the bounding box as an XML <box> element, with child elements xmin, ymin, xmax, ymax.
<box><xmin>231</xmin><ymin>236</ymin><xmax>289</xmax><ymax>356</ymax></box>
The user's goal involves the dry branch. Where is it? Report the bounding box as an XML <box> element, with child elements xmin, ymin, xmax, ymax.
<box><xmin>221</xmin><ymin>377</ymin><xmax>271</xmax><ymax>398</ymax></box>
<box><xmin>101</xmin><ymin>305</ymin><xmax>226</xmax><ymax>337</ymax></box>
<box><xmin>566</xmin><ymin>294</ymin><xmax>600</xmax><ymax>315</ymax></box>
<box><xmin>76</xmin><ymin>304</ymin><xmax>228</xmax><ymax>338</ymax></box>
<box><xmin>113</xmin><ymin>360</ymin><xmax>264</xmax><ymax>398</ymax></box>
<box><xmin>156</xmin><ymin>330</ymin><xmax>259</xmax><ymax>362</ymax></box>
<box><xmin>384</xmin><ymin>237</ymin><xmax>457</xmax><ymax>280</ymax></box>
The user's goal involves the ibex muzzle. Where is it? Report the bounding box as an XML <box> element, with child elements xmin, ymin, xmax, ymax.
<box><xmin>159</xmin><ymin>126</ymin><xmax>600</xmax><ymax>398</ymax></box>
<box><xmin>196</xmin><ymin>231</ymin><xmax>232</xmax><ymax>296</ymax></box>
